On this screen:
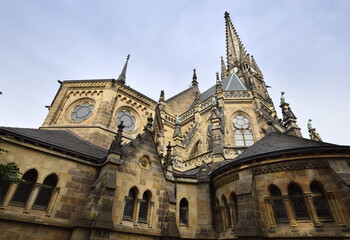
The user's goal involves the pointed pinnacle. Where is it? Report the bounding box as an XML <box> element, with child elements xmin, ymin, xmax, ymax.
<box><xmin>192</xmin><ymin>68</ymin><xmax>198</xmax><ymax>86</ymax></box>
<box><xmin>117</xmin><ymin>54</ymin><xmax>130</xmax><ymax>84</ymax></box>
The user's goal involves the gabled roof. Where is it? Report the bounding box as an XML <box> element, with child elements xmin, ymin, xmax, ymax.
<box><xmin>0</xmin><ymin>127</ymin><xmax>107</xmax><ymax>162</ymax></box>
<box><xmin>210</xmin><ymin>131</ymin><xmax>350</xmax><ymax>176</ymax></box>
<box><xmin>188</xmin><ymin>73</ymin><xmax>247</xmax><ymax>110</ymax></box>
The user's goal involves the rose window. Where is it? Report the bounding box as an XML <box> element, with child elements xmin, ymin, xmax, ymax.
<box><xmin>116</xmin><ymin>111</ymin><xmax>136</xmax><ymax>131</ymax></box>
<box><xmin>71</xmin><ymin>102</ymin><xmax>94</xmax><ymax>122</ymax></box>
<box><xmin>233</xmin><ymin>116</ymin><xmax>249</xmax><ymax>129</ymax></box>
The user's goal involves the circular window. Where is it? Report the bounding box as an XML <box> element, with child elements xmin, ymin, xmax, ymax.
<box><xmin>233</xmin><ymin>116</ymin><xmax>249</xmax><ymax>129</ymax></box>
<box><xmin>116</xmin><ymin>110</ymin><xmax>136</xmax><ymax>131</ymax></box>
<box><xmin>71</xmin><ymin>102</ymin><xmax>95</xmax><ymax>122</ymax></box>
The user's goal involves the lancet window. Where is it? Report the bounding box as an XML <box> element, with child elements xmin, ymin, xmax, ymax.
<box><xmin>33</xmin><ymin>174</ymin><xmax>58</xmax><ymax>210</ymax></box>
<box><xmin>11</xmin><ymin>169</ymin><xmax>38</xmax><ymax>206</ymax></box>
<box><xmin>123</xmin><ymin>188</ymin><xmax>137</xmax><ymax>220</ymax></box>
<box><xmin>288</xmin><ymin>183</ymin><xmax>310</xmax><ymax>220</ymax></box>
<box><xmin>310</xmin><ymin>182</ymin><xmax>332</xmax><ymax>220</ymax></box>
<box><xmin>269</xmin><ymin>185</ymin><xmax>288</xmax><ymax>222</ymax></box>
<box><xmin>138</xmin><ymin>191</ymin><xmax>151</xmax><ymax>223</ymax></box>
<box><xmin>179</xmin><ymin>198</ymin><xmax>189</xmax><ymax>225</ymax></box>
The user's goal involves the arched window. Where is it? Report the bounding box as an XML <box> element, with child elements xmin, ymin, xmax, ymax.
<box><xmin>269</xmin><ymin>185</ymin><xmax>288</xmax><ymax>222</ymax></box>
<box><xmin>179</xmin><ymin>198</ymin><xmax>189</xmax><ymax>225</ymax></box>
<box><xmin>207</xmin><ymin>123</ymin><xmax>213</xmax><ymax>151</ymax></box>
<box><xmin>33</xmin><ymin>174</ymin><xmax>57</xmax><ymax>210</ymax></box>
<box><xmin>138</xmin><ymin>191</ymin><xmax>151</xmax><ymax>223</ymax></box>
<box><xmin>222</xmin><ymin>195</ymin><xmax>231</xmax><ymax>228</ymax></box>
<box><xmin>230</xmin><ymin>192</ymin><xmax>238</xmax><ymax>226</ymax></box>
<box><xmin>123</xmin><ymin>188</ymin><xmax>137</xmax><ymax>220</ymax></box>
<box><xmin>233</xmin><ymin>115</ymin><xmax>254</xmax><ymax>147</ymax></box>
<box><xmin>288</xmin><ymin>183</ymin><xmax>309</xmax><ymax>220</ymax></box>
<box><xmin>11</xmin><ymin>169</ymin><xmax>38</xmax><ymax>206</ymax></box>
<box><xmin>310</xmin><ymin>182</ymin><xmax>332</xmax><ymax>220</ymax></box>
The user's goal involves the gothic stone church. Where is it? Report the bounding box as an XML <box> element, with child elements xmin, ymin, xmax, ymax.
<box><xmin>1</xmin><ymin>12</ymin><xmax>350</xmax><ymax>240</ymax></box>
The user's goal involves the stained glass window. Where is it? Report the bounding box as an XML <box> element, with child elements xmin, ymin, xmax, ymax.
<box><xmin>288</xmin><ymin>183</ymin><xmax>310</xmax><ymax>220</ymax></box>
<box><xmin>116</xmin><ymin>111</ymin><xmax>136</xmax><ymax>131</ymax></box>
<box><xmin>310</xmin><ymin>182</ymin><xmax>332</xmax><ymax>220</ymax></box>
<box><xmin>270</xmin><ymin>185</ymin><xmax>288</xmax><ymax>222</ymax></box>
<box><xmin>233</xmin><ymin>115</ymin><xmax>254</xmax><ymax>147</ymax></box>
<box><xmin>71</xmin><ymin>102</ymin><xmax>95</xmax><ymax>122</ymax></box>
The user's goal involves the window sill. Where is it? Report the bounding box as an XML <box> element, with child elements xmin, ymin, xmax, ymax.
<box><xmin>179</xmin><ymin>224</ymin><xmax>189</xmax><ymax>227</ymax></box>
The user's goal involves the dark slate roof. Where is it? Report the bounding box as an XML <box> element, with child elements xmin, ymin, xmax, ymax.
<box><xmin>210</xmin><ymin>131</ymin><xmax>350</xmax><ymax>176</ymax></box>
<box><xmin>0</xmin><ymin>127</ymin><xmax>107</xmax><ymax>162</ymax></box>
<box><xmin>189</xmin><ymin>73</ymin><xmax>247</xmax><ymax>109</ymax></box>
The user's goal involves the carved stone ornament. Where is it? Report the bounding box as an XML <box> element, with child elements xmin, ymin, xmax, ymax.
<box><xmin>138</xmin><ymin>156</ymin><xmax>151</xmax><ymax>170</ymax></box>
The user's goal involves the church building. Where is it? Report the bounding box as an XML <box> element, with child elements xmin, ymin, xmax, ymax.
<box><xmin>1</xmin><ymin>12</ymin><xmax>350</xmax><ymax>240</ymax></box>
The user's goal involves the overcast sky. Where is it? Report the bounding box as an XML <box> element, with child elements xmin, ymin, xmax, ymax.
<box><xmin>1</xmin><ymin>0</ymin><xmax>349</xmax><ymax>145</ymax></box>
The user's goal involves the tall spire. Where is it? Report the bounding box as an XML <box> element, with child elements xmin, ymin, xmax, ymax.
<box><xmin>117</xmin><ymin>54</ymin><xmax>130</xmax><ymax>85</ymax></box>
<box><xmin>224</xmin><ymin>12</ymin><xmax>247</xmax><ymax>73</ymax></box>
<box><xmin>192</xmin><ymin>68</ymin><xmax>198</xmax><ymax>86</ymax></box>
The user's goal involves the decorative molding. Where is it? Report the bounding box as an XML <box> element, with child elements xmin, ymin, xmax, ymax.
<box><xmin>213</xmin><ymin>174</ymin><xmax>239</xmax><ymax>189</ymax></box>
<box><xmin>252</xmin><ymin>160</ymin><xmax>329</xmax><ymax>175</ymax></box>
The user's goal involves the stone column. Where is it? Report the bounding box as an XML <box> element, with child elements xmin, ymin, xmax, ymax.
<box><xmin>148</xmin><ymin>201</ymin><xmax>155</xmax><ymax>228</ymax></box>
<box><xmin>264</xmin><ymin>197</ymin><xmax>276</xmax><ymax>231</ymax></box>
<box><xmin>134</xmin><ymin>199</ymin><xmax>141</xmax><ymax>226</ymax></box>
<box><xmin>327</xmin><ymin>192</ymin><xmax>346</xmax><ymax>227</ymax></box>
<box><xmin>304</xmin><ymin>193</ymin><xmax>321</xmax><ymax>228</ymax></box>
<box><xmin>221</xmin><ymin>206</ymin><xmax>227</xmax><ymax>231</ymax></box>
<box><xmin>24</xmin><ymin>183</ymin><xmax>41</xmax><ymax>213</ymax></box>
<box><xmin>228</xmin><ymin>203</ymin><xmax>235</xmax><ymax>230</ymax></box>
<box><xmin>282</xmin><ymin>195</ymin><xmax>297</xmax><ymax>230</ymax></box>
<box><xmin>45</xmin><ymin>187</ymin><xmax>60</xmax><ymax>217</ymax></box>
<box><xmin>0</xmin><ymin>183</ymin><xmax>18</xmax><ymax>209</ymax></box>
<box><xmin>120</xmin><ymin>196</ymin><xmax>127</xmax><ymax>224</ymax></box>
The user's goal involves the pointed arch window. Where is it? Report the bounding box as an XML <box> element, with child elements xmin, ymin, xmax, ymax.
<box><xmin>233</xmin><ymin>115</ymin><xmax>254</xmax><ymax>147</ymax></box>
<box><xmin>269</xmin><ymin>185</ymin><xmax>288</xmax><ymax>222</ymax></box>
<box><xmin>230</xmin><ymin>192</ymin><xmax>238</xmax><ymax>227</ymax></box>
<box><xmin>310</xmin><ymin>182</ymin><xmax>332</xmax><ymax>220</ymax></box>
<box><xmin>288</xmin><ymin>183</ymin><xmax>309</xmax><ymax>220</ymax></box>
<box><xmin>33</xmin><ymin>174</ymin><xmax>57</xmax><ymax>210</ymax></box>
<box><xmin>222</xmin><ymin>196</ymin><xmax>232</xmax><ymax>228</ymax></box>
<box><xmin>179</xmin><ymin>198</ymin><xmax>189</xmax><ymax>225</ymax></box>
<box><xmin>123</xmin><ymin>188</ymin><xmax>137</xmax><ymax>220</ymax></box>
<box><xmin>11</xmin><ymin>169</ymin><xmax>38</xmax><ymax>206</ymax></box>
<box><xmin>138</xmin><ymin>191</ymin><xmax>151</xmax><ymax>223</ymax></box>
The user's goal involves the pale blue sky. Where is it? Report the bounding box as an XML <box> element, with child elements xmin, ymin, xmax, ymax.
<box><xmin>1</xmin><ymin>0</ymin><xmax>349</xmax><ymax>144</ymax></box>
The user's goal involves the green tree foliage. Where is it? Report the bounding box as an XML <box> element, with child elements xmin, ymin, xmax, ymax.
<box><xmin>0</xmin><ymin>135</ymin><xmax>22</xmax><ymax>184</ymax></box>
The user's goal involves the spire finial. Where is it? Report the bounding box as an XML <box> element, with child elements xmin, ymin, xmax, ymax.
<box><xmin>192</xmin><ymin>68</ymin><xmax>198</xmax><ymax>86</ymax></box>
<box><xmin>224</xmin><ymin>11</ymin><xmax>249</xmax><ymax>73</ymax></box>
<box><xmin>117</xmin><ymin>54</ymin><xmax>130</xmax><ymax>84</ymax></box>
